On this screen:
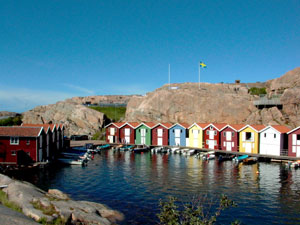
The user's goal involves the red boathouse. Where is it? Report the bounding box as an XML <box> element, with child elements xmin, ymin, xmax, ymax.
<box><xmin>151</xmin><ymin>123</ymin><xmax>172</xmax><ymax>146</ymax></box>
<box><xmin>119</xmin><ymin>122</ymin><xmax>140</xmax><ymax>144</ymax></box>
<box><xmin>203</xmin><ymin>123</ymin><xmax>227</xmax><ymax>150</ymax></box>
<box><xmin>287</xmin><ymin>126</ymin><xmax>300</xmax><ymax>157</ymax></box>
<box><xmin>105</xmin><ymin>122</ymin><xmax>126</xmax><ymax>144</ymax></box>
<box><xmin>0</xmin><ymin>126</ymin><xmax>47</xmax><ymax>165</ymax></box>
<box><xmin>220</xmin><ymin>124</ymin><xmax>245</xmax><ymax>152</ymax></box>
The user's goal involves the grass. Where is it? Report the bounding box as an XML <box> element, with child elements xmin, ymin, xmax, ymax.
<box><xmin>88</xmin><ymin>106</ymin><xmax>126</xmax><ymax>122</ymax></box>
<box><xmin>0</xmin><ymin>115</ymin><xmax>23</xmax><ymax>126</ymax></box>
<box><xmin>31</xmin><ymin>200</ymin><xmax>57</xmax><ymax>216</ymax></box>
<box><xmin>0</xmin><ymin>189</ymin><xmax>22</xmax><ymax>213</ymax></box>
<box><xmin>38</xmin><ymin>217</ymin><xmax>66</xmax><ymax>225</ymax></box>
<box><xmin>91</xmin><ymin>128</ymin><xmax>106</xmax><ymax>140</ymax></box>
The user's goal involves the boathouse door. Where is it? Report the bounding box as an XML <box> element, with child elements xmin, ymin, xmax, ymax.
<box><xmin>245</xmin><ymin>143</ymin><xmax>252</xmax><ymax>153</ymax></box>
<box><xmin>193</xmin><ymin>130</ymin><xmax>198</xmax><ymax>147</ymax></box>
<box><xmin>158</xmin><ymin>138</ymin><xmax>163</xmax><ymax>145</ymax></box>
<box><xmin>125</xmin><ymin>128</ymin><xmax>130</xmax><ymax>143</ymax></box>
<box><xmin>108</xmin><ymin>136</ymin><xmax>114</xmax><ymax>143</ymax></box>
<box><xmin>297</xmin><ymin>146</ymin><xmax>300</xmax><ymax>157</ymax></box>
<box><xmin>208</xmin><ymin>140</ymin><xmax>214</xmax><ymax>149</ymax></box>
<box><xmin>141</xmin><ymin>129</ymin><xmax>146</xmax><ymax>145</ymax></box>
<box><xmin>226</xmin><ymin>142</ymin><xmax>232</xmax><ymax>151</ymax></box>
<box><xmin>175</xmin><ymin>129</ymin><xmax>181</xmax><ymax>146</ymax></box>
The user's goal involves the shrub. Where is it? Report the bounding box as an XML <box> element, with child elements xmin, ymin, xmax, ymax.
<box><xmin>249</xmin><ymin>87</ymin><xmax>267</xmax><ymax>96</ymax></box>
<box><xmin>157</xmin><ymin>195</ymin><xmax>239</xmax><ymax>225</ymax></box>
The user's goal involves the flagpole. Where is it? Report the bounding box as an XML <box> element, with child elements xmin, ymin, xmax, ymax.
<box><xmin>198</xmin><ymin>62</ymin><xmax>200</xmax><ymax>90</ymax></box>
<box><xmin>168</xmin><ymin>63</ymin><xmax>171</xmax><ymax>90</ymax></box>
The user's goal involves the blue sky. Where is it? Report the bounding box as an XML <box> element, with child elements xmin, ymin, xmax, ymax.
<box><xmin>1</xmin><ymin>0</ymin><xmax>299</xmax><ymax>112</ymax></box>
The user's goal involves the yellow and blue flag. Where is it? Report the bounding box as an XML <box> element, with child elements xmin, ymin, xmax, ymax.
<box><xmin>199</xmin><ymin>62</ymin><xmax>207</xmax><ymax>68</ymax></box>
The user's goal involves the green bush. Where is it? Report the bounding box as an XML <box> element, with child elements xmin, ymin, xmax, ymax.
<box><xmin>249</xmin><ymin>87</ymin><xmax>267</xmax><ymax>96</ymax></box>
<box><xmin>157</xmin><ymin>195</ymin><xmax>239</xmax><ymax>225</ymax></box>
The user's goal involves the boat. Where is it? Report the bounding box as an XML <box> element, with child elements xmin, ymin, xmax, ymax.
<box><xmin>119</xmin><ymin>145</ymin><xmax>134</xmax><ymax>151</ymax></box>
<box><xmin>96</xmin><ymin>144</ymin><xmax>111</xmax><ymax>150</ymax></box>
<box><xmin>57</xmin><ymin>158</ymin><xmax>87</xmax><ymax>165</ymax></box>
<box><xmin>243</xmin><ymin>157</ymin><xmax>258</xmax><ymax>164</ymax></box>
<box><xmin>182</xmin><ymin>149</ymin><xmax>196</xmax><ymax>156</ymax></box>
<box><xmin>169</xmin><ymin>147</ymin><xmax>179</xmax><ymax>154</ymax></box>
<box><xmin>131</xmin><ymin>145</ymin><xmax>150</xmax><ymax>153</ymax></box>
<box><xmin>218</xmin><ymin>155</ymin><xmax>234</xmax><ymax>162</ymax></box>
<box><xmin>203</xmin><ymin>153</ymin><xmax>215</xmax><ymax>160</ymax></box>
<box><xmin>233</xmin><ymin>155</ymin><xmax>249</xmax><ymax>163</ymax></box>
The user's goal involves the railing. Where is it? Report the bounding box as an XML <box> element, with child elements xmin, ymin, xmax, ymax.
<box><xmin>253</xmin><ymin>94</ymin><xmax>282</xmax><ymax>106</ymax></box>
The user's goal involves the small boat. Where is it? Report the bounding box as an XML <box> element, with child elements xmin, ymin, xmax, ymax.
<box><xmin>151</xmin><ymin>147</ymin><xmax>163</xmax><ymax>153</ymax></box>
<box><xmin>203</xmin><ymin>153</ymin><xmax>215</xmax><ymax>160</ymax></box>
<box><xmin>218</xmin><ymin>155</ymin><xmax>234</xmax><ymax>162</ymax></box>
<box><xmin>131</xmin><ymin>146</ymin><xmax>150</xmax><ymax>153</ymax></box>
<box><xmin>243</xmin><ymin>157</ymin><xmax>258</xmax><ymax>164</ymax></box>
<box><xmin>57</xmin><ymin>158</ymin><xmax>87</xmax><ymax>165</ymax></box>
<box><xmin>96</xmin><ymin>144</ymin><xmax>111</xmax><ymax>150</ymax></box>
<box><xmin>119</xmin><ymin>145</ymin><xmax>134</xmax><ymax>151</ymax></box>
<box><xmin>290</xmin><ymin>160</ymin><xmax>300</xmax><ymax>168</ymax></box>
<box><xmin>233</xmin><ymin>155</ymin><xmax>249</xmax><ymax>163</ymax></box>
<box><xmin>182</xmin><ymin>149</ymin><xmax>196</xmax><ymax>156</ymax></box>
<box><xmin>169</xmin><ymin>147</ymin><xmax>179</xmax><ymax>154</ymax></box>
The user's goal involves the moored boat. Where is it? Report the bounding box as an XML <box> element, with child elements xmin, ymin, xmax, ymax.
<box><xmin>233</xmin><ymin>155</ymin><xmax>249</xmax><ymax>163</ymax></box>
<box><xmin>243</xmin><ymin>157</ymin><xmax>258</xmax><ymax>164</ymax></box>
<box><xmin>218</xmin><ymin>155</ymin><xmax>235</xmax><ymax>162</ymax></box>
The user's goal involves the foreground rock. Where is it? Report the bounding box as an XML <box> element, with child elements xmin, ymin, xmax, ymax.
<box><xmin>0</xmin><ymin>205</ymin><xmax>39</xmax><ymax>225</ymax></box>
<box><xmin>22</xmin><ymin>101</ymin><xmax>108</xmax><ymax>136</ymax></box>
<box><xmin>0</xmin><ymin>174</ymin><xmax>124</xmax><ymax>225</ymax></box>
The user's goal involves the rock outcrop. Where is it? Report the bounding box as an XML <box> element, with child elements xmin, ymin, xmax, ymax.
<box><xmin>0</xmin><ymin>173</ymin><xmax>124</xmax><ymax>225</ymax></box>
<box><xmin>68</xmin><ymin>95</ymin><xmax>136</xmax><ymax>105</ymax></box>
<box><xmin>22</xmin><ymin>101</ymin><xmax>108</xmax><ymax>136</ymax></box>
<box><xmin>125</xmin><ymin>67</ymin><xmax>300</xmax><ymax>128</ymax></box>
<box><xmin>126</xmin><ymin>82</ymin><xmax>257</xmax><ymax>124</ymax></box>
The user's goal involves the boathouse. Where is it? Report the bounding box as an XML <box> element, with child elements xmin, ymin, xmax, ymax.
<box><xmin>135</xmin><ymin>122</ymin><xmax>156</xmax><ymax>145</ymax></box>
<box><xmin>203</xmin><ymin>123</ymin><xmax>227</xmax><ymax>150</ymax></box>
<box><xmin>287</xmin><ymin>126</ymin><xmax>300</xmax><ymax>157</ymax></box>
<box><xmin>239</xmin><ymin>125</ymin><xmax>265</xmax><ymax>154</ymax></box>
<box><xmin>0</xmin><ymin>126</ymin><xmax>47</xmax><ymax>165</ymax></box>
<box><xmin>105</xmin><ymin>122</ymin><xmax>125</xmax><ymax>144</ymax></box>
<box><xmin>188</xmin><ymin>123</ymin><xmax>209</xmax><ymax>148</ymax></box>
<box><xmin>259</xmin><ymin>125</ymin><xmax>290</xmax><ymax>156</ymax></box>
<box><xmin>151</xmin><ymin>123</ymin><xmax>172</xmax><ymax>146</ymax></box>
<box><xmin>169</xmin><ymin>123</ymin><xmax>189</xmax><ymax>146</ymax></box>
<box><xmin>220</xmin><ymin>124</ymin><xmax>244</xmax><ymax>152</ymax></box>
<box><xmin>119</xmin><ymin>122</ymin><xmax>140</xmax><ymax>144</ymax></box>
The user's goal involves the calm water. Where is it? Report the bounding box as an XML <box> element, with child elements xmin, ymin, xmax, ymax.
<box><xmin>19</xmin><ymin>151</ymin><xmax>300</xmax><ymax>224</ymax></box>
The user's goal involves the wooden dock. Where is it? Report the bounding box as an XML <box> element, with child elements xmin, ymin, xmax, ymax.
<box><xmin>70</xmin><ymin>141</ymin><xmax>300</xmax><ymax>162</ymax></box>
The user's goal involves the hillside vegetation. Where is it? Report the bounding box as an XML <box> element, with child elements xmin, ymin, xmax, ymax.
<box><xmin>89</xmin><ymin>106</ymin><xmax>126</xmax><ymax>122</ymax></box>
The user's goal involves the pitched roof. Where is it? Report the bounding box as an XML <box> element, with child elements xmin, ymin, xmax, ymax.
<box><xmin>22</xmin><ymin>124</ymin><xmax>51</xmax><ymax>133</ymax></box>
<box><xmin>212</xmin><ymin>123</ymin><xmax>228</xmax><ymax>130</ymax></box>
<box><xmin>269</xmin><ymin>125</ymin><xmax>291</xmax><ymax>133</ymax></box>
<box><xmin>170</xmin><ymin>123</ymin><xmax>189</xmax><ymax>129</ymax></box>
<box><xmin>143</xmin><ymin>122</ymin><xmax>157</xmax><ymax>128</ymax></box>
<box><xmin>160</xmin><ymin>123</ymin><xmax>173</xmax><ymax>129</ymax></box>
<box><xmin>125</xmin><ymin>122</ymin><xmax>140</xmax><ymax>129</ymax></box>
<box><xmin>251</xmin><ymin>125</ymin><xmax>266</xmax><ymax>132</ymax></box>
<box><xmin>287</xmin><ymin>126</ymin><xmax>300</xmax><ymax>134</ymax></box>
<box><xmin>0</xmin><ymin>126</ymin><xmax>43</xmax><ymax>137</ymax></box>
<box><xmin>221</xmin><ymin>124</ymin><xmax>246</xmax><ymax>132</ymax></box>
<box><xmin>188</xmin><ymin>122</ymin><xmax>209</xmax><ymax>129</ymax></box>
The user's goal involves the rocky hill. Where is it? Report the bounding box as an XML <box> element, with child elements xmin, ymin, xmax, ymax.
<box><xmin>22</xmin><ymin>101</ymin><xmax>108</xmax><ymax>136</ymax></box>
<box><xmin>125</xmin><ymin>67</ymin><xmax>300</xmax><ymax>128</ymax></box>
<box><xmin>68</xmin><ymin>95</ymin><xmax>138</xmax><ymax>105</ymax></box>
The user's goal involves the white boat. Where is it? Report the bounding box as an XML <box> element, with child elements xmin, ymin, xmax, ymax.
<box><xmin>169</xmin><ymin>147</ymin><xmax>179</xmax><ymax>154</ymax></box>
<box><xmin>57</xmin><ymin>158</ymin><xmax>86</xmax><ymax>165</ymax></box>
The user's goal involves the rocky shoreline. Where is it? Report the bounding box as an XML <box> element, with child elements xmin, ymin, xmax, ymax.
<box><xmin>0</xmin><ymin>173</ymin><xmax>124</xmax><ymax>225</ymax></box>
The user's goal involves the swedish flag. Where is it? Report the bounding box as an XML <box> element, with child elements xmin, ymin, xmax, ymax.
<box><xmin>199</xmin><ymin>62</ymin><xmax>207</xmax><ymax>68</ymax></box>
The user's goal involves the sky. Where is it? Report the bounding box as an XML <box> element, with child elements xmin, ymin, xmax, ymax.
<box><xmin>0</xmin><ymin>0</ymin><xmax>299</xmax><ymax>112</ymax></box>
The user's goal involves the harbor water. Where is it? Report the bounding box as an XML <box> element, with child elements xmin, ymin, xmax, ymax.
<box><xmin>19</xmin><ymin>150</ymin><xmax>300</xmax><ymax>224</ymax></box>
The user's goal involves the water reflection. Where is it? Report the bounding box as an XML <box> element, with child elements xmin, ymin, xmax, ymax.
<box><xmin>14</xmin><ymin>151</ymin><xmax>300</xmax><ymax>225</ymax></box>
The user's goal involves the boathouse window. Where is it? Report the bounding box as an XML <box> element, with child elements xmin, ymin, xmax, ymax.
<box><xmin>26</xmin><ymin>139</ymin><xmax>30</xmax><ymax>145</ymax></box>
<box><xmin>232</xmin><ymin>132</ymin><xmax>234</xmax><ymax>137</ymax></box>
<box><xmin>297</xmin><ymin>134</ymin><xmax>300</xmax><ymax>140</ymax></box>
<box><xmin>274</xmin><ymin>134</ymin><xmax>276</xmax><ymax>138</ymax></box>
<box><xmin>11</xmin><ymin>150</ymin><xmax>16</xmax><ymax>156</ymax></box>
<box><xmin>245</xmin><ymin>132</ymin><xmax>252</xmax><ymax>141</ymax></box>
<box><xmin>206</xmin><ymin>130</ymin><xmax>209</xmax><ymax>135</ymax></box>
<box><xmin>223</xmin><ymin>132</ymin><xmax>226</xmax><ymax>137</ymax></box>
<box><xmin>10</xmin><ymin>137</ymin><xmax>19</xmax><ymax>145</ymax></box>
<box><xmin>264</xmin><ymin>133</ymin><xmax>267</xmax><ymax>138</ymax></box>
<box><xmin>214</xmin><ymin>131</ymin><xmax>217</xmax><ymax>135</ymax></box>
